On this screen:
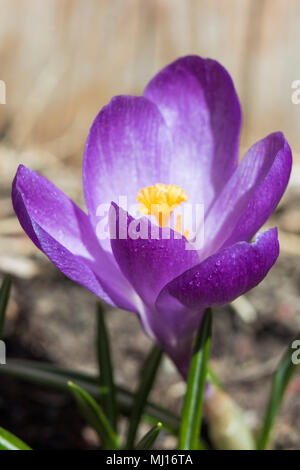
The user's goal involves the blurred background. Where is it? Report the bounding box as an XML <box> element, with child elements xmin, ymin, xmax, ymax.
<box><xmin>0</xmin><ymin>0</ymin><xmax>300</xmax><ymax>449</ymax></box>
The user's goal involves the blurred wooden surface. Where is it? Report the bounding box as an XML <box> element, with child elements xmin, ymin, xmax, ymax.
<box><xmin>0</xmin><ymin>0</ymin><xmax>299</xmax><ymax>164</ymax></box>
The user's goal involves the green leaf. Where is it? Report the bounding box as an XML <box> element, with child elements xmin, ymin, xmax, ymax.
<box><xmin>0</xmin><ymin>275</ymin><xmax>11</xmax><ymax>339</ymax></box>
<box><xmin>0</xmin><ymin>427</ymin><xmax>31</xmax><ymax>450</ymax></box>
<box><xmin>68</xmin><ymin>381</ymin><xmax>118</xmax><ymax>449</ymax></box>
<box><xmin>135</xmin><ymin>422</ymin><xmax>162</xmax><ymax>450</ymax></box>
<box><xmin>207</xmin><ymin>363</ymin><xmax>222</xmax><ymax>389</ymax></box>
<box><xmin>257</xmin><ymin>331</ymin><xmax>300</xmax><ymax>450</ymax></box>
<box><xmin>178</xmin><ymin>308</ymin><xmax>212</xmax><ymax>450</ymax></box>
<box><xmin>0</xmin><ymin>359</ymin><xmax>180</xmax><ymax>434</ymax></box>
<box><xmin>96</xmin><ymin>304</ymin><xmax>117</xmax><ymax>430</ymax></box>
<box><xmin>126</xmin><ymin>345</ymin><xmax>163</xmax><ymax>449</ymax></box>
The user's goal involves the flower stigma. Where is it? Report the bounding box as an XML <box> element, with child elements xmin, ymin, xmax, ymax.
<box><xmin>137</xmin><ymin>183</ymin><xmax>189</xmax><ymax>238</ymax></box>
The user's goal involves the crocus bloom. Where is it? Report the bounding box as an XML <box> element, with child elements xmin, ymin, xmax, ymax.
<box><xmin>12</xmin><ymin>56</ymin><xmax>292</xmax><ymax>376</ymax></box>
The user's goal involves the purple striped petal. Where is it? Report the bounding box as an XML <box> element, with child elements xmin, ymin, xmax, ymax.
<box><xmin>12</xmin><ymin>165</ymin><xmax>139</xmax><ymax>313</ymax></box>
<box><xmin>109</xmin><ymin>203</ymin><xmax>200</xmax><ymax>310</ymax></box>
<box><xmin>222</xmin><ymin>134</ymin><xmax>292</xmax><ymax>248</ymax></box>
<box><xmin>144</xmin><ymin>55</ymin><xmax>241</xmax><ymax>210</ymax></box>
<box><xmin>201</xmin><ymin>132</ymin><xmax>292</xmax><ymax>258</ymax></box>
<box><xmin>156</xmin><ymin>228</ymin><xmax>279</xmax><ymax>311</ymax></box>
<box><xmin>83</xmin><ymin>95</ymin><xmax>172</xmax><ymax>230</ymax></box>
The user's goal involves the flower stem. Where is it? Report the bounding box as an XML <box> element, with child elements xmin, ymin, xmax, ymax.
<box><xmin>178</xmin><ymin>307</ymin><xmax>212</xmax><ymax>450</ymax></box>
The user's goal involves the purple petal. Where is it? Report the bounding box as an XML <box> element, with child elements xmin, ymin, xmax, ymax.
<box><xmin>156</xmin><ymin>228</ymin><xmax>279</xmax><ymax>311</ymax></box>
<box><xmin>222</xmin><ymin>133</ymin><xmax>292</xmax><ymax>248</ymax></box>
<box><xmin>83</xmin><ymin>95</ymin><xmax>172</xmax><ymax>229</ymax></box>
<box><xmin>144</xmin><ymin>55</ymin><xmax>241</xmax><ymax>209</ymax></box>
<box><xmin>12</xmin><ymin>165</ymin><xmax>139</xmax><ymax>313</ymax></box>
<box><xmin>145</xmin><ymin>303</ymin><xmax>204</xmax><ymax>378</ymax></box>
<box><xmin>109</xmin><ymin>202</ymin><xmax>202</xmax><ymax>367</ymax></box>
<box><xmin>109</xmin><ymin>203</ymin><xmax>199</xmax><ymax>310</ymax></box>
<box><xmin>202</xmin><ymin>132</ymin><xmax>292</xmax><ymax>258</ymax></box>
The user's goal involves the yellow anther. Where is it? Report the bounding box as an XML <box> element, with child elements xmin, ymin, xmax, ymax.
<box><xmin>174</xmin><ymin>213</ymin><xmax>190</xmax><ymax>239</ymax></box>
<box><xmin>137</xmin><ymin>183</ymin><xmax>189</xmax><ymax>229</ymax></box>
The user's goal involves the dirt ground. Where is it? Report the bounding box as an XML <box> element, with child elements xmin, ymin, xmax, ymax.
<box><xmin>0</xmin><ymin>154</ymin><xmax>299</xmax><ymax>450</ymax></box>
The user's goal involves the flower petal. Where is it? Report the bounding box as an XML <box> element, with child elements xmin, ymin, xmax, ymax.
<box><xmin>144</xmin><ymin>55</ymin><xmax>241</xmax><ymax>209</ymax></box>
<box><xmin>222</xmin><ymin>134</ymin><xmax>292</xmax><ymax>248</ymax></box>
<box><xmin>12</xmin><ymin>165</ymin><xmax>139</xmax><ymax>313</ymax></box>
<box><xmin>109</xmin><ymin>203</ymin><xmax>199</xmax><ymax>310</ymax></box>
<box><xmin>83</xmin><ymin>95</ymin><xmax>172</xmax><ymax>228</ymax></box>
<box><xmin>201</xmin><ymin>132</ymin><xmax>292</xmax><ymax>258</ymax></box>
<box><xmin>156</xmin><ymin>228</ymin><xmax>279</xmax><ymax>311</ymax></box>
<box><xmin>144</xmin><ymin>303</ymin><xmax>204</xmax><ymax>378</ymax></box>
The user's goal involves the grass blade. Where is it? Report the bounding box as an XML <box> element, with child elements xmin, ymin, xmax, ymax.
<box><xmin>207</xmin><ymin>363</ymin><xmax>222</xmax><ymax>389</ymax></box>
<box><xmin>97</xmin><ymin>304</ymin><xmax>117</xmax><ymax>430</ymax></box>
<box><xmin>126</xmin><ymin>345</ymin><xmax>163</xmax><ymax>449</ymax></box>
<box><xmin>135</xmin><ymin>422</ymin><xmax>162</xmax><ymax>450</ymax></box>
<box><xmin>0</xmin><ymin>358</ymin><xmax>180</xmax><ymax>433</ymax></box>
<box><xmin>68</xmin><ymin>381</ymin><xmax>118</xmax><ymax>449</ymax></box>
<box><xmin>257</xmin><ymin>332</ymin><xmax>300</xmax><ymax>450</ymax></box>
<box><xmin>0</xmin><ymin>427</ymin><xmax>31</xmax><ymax>450</ymax></box>
<box><xmin>178</xmin><ymin>308</ymin><xmax>212</xmax><ymax>450</ymax></box>
<box><xmin>0</xmin><ymin>275</ymin><xmax>11</xmax><ymax>339</ymax></box>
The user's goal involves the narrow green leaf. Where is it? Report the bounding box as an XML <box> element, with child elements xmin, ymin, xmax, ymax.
<box><xmin>0</xmin><ymin>275</ymin><xmax>11</xmax><ymax>339</ymax></box>
<box><xmin>68</xmin><ymin>381</ymin><xmax>118</xmax><ymax>449</ymax></box>
<box><xmin>97</xmin><ymin>304</ymin><xmax>117</xmax><ymax>430</ymax></box>
<box><xmin>207</xmin><ymin>364</ymin><xmax>222</xmax><ymax>389</ymax></box>
<box><xmin>178</xmin><ymin>308</ymin><xmax>212</xmax><ymax>450</ymax></box>
<box><xmin>126</xmin><ymin>345</ymin><xmax>163</xmax><ymax>449</ymax></box>
<box><xmin>135</xmin><ymin>422</ymin><xmax>162</xmax><ymax>450</ymax></box>
<box><xmin>257</xmin><ymin>332</ymin><xmax>300</xmax><ymax>450</ymax></box>
<box><xmin>0</xmin><ymin>427</ymin><xmax>31</xmax><ymax>450</ymax></box>
<box><xmin>141</xmin><ymin>412</ymin><xmax>176</xmax><ymax>435</ymax></box>
<box><xmin>0</xmin><ymin>359</ymin><xmax>180</xmax><ymax>433</ymax></box>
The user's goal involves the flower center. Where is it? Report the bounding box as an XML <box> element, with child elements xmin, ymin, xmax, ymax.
<box><xmin>137</xmin><ymin>183</ymin><xmax>189</xmax><ymax>237</ymax></box>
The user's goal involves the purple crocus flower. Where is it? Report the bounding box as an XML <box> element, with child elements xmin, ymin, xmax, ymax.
<box><xmin>12</xmin><ymin>56</ymin><xmax>292</xmax><ymax>376</ymax></box>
